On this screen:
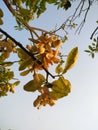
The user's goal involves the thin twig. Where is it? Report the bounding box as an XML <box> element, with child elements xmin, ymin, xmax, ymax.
<box><xmin>90</xmin><ymin>26</ymin><xmax>98</xmax><ymax>39</ymax></box>
<box><xmin>75</xmin><ymin>0</ymin><xmax>91</xmax><ymax>33</ymax></box>
<box><xmin>0</xmin><ymin>60</ymin><xmax>21</xmax><ymax>65</ymax></box>
<box><xmin>71</xmin><ymin>0</ymin><xmax>83</xmax><ymax>21</ymax></box>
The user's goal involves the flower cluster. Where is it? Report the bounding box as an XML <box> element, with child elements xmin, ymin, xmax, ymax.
<box><xmin>33</xmin><ymin>86</ymin><xmax>55</xmax><ymax>109</ymax></box>
<box><xmin>27</xmin><ymin>34</ymin><xmax>62</xmax><ymax>70</ymax></box>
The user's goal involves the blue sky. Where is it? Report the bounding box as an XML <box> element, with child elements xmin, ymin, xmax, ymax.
<box><xmin>0</xmin><ymin>1</ymin><xmax>98</xmax><ymax>130</ymax></box>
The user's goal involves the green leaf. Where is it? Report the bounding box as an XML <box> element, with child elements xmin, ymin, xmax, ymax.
<box><xmin>88</xmin><ymin>45</ymin><xmax>94</xmax><ymax>51</ymax></box>
<box><xmin>0</xmin><ymin>91</ymin><xmax>7</xmax><ymax>97</ymax></box>
<box><xmin>13</xmin><ymin>81</ymin><xmax>20</xmax><ymax>86</ymax></box>
<box><xmin>47</xmin><ymin>0</ymin><xmax>56</xmax><ymax>4</ymax></box>
<box><xmin>19</xmin><ymin>8</ymin><xmax>34</xmax><ymax>22</ymax></box>
<box><xmin>50</xmin><ymin>91</ymin><xmax>66</xmax><ymax>99</ymax></box>
<box><xmin>0</xmin><ymin>62</ymin><xmax>14</xmax><ymax>67</ymax></box>
<box><xmin>20</xmin><ymin>69</ymin><xmax>30</xmax><ymax>76</ymax></box>
<box><xmin>50</xmin><ymin>76</ymin><xmax>71</xmax><ymax>99</ymax></box>
<box><xmin>57</xmin><ymin>0</ymin><xmax>71</xmax><ymax>10</ymax></box>
<box><xmin>5</xmin><ymin>71</ymin><xmax>14</xmax><ymax>80</ymax></box>
<box><xmin>23</xmin><ymin>80</ymin><xmax>39</xmax><ymax>92</ymax></box>
<box><xmin>92</xmin><ymin>43</ymin><xmax>96</xmax><ymax>46</ymax></box>
<box><xmin>24</xmin><ymin>74</ymin><xmax>45</xmax><ymax>92</ymax></box>
<box><xmin>37</xmin><ymin>0</ymin><xmax>47</xmax><ymax>17</ymax></box>
<box><xmin>84</xmin><ymin>50</ymin><xmax>91</xmax><ymax>53</ymax></box>
<box><xmin>52</xmin><ymin>76</ymin><xmax>71</xmax><ymax>94</ymax></box>
<box><xmin>93</xmin><ymin>38</ymin><xmax>96</xmax><ymax>42</ymax></box>
<box><xmin>0</xmin><ymin>8</ymin><xmax>3</xmax><ymax>17</ymax></box>
<box><xmin>37</xmin><ymin>74</ymin><xmax>45</xmax><ymax>82</ymax></box>
<box><xmin>63</xmin><ymin>47</ymin><xmax>78</xmax><ymax>74</ymax></box>
<box><xmin>17</xmin><ymin>48</ymin><xmax>30</xmax><ymax>59</ymax></box>
<box><xmin>64</xmin><ymin>1</ymin><xmax>71</xmax><ymax>10</ymax></box>
<box><xmin>0</xmin><ymin>18</ymin><xmax>3</xmax><ymax>25</ymax></box>
<box><xmin>91</xmin><ymin>53</ymin><xmax>94</xmax><ymax>58</ymax></box>
<box><xmin>55</xmin><ymin>64</ymin><xmax>63</xmax><ymax>74</ymax></box>
<box><xmin>19</xmin><ymin>59</ymin><xmax>32</xmax><ymax>71</ymax></box>
<box><xmin>8</xmin><ymin>71</ymin><xmax>14</xmax><ymax>80</ymax></box>
<box><xmin>24</xmin><ymin>80</ymin><xmax>38</xmax><ymax>92</ymax></box>
<box><xmin>26</xmin><ymin>0</ymin><xmax>39</xmax><ymax>9</ymax></box>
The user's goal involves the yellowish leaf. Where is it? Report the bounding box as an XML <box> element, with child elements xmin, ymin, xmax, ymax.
<box><xmin>52</xmin><ymin>39</ymin><xmax>62</xmax><ymax>48</ymax></box>
<box><xmin>24</xmin><ymin>74</ymin><xmax>45</xmax><ymax>92</ymax></box>
<box><xmin>55</xmin><ymin>64</ymin><xmax>63</xmax><ymax>74</ymax></box>
<box><xmin>20</xmin><ymin>69</ymin><xmax>30</xmax><ymax>76</ymax></box>
<box><xmin>50</xmin><ymin>76</ymin><xmax>71</xmax><ymax>99</ymax></box>
<box><xmin>0</xmin><ymin>8</ymin><xmax>3</xmax><ymax>17</ymax></box>
<box><xmin>63</xmin><ymin>47</ymin><xmax>78</xmax><ymax>74</ymax></box>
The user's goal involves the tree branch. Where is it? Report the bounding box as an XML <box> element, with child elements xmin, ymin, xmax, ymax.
<box><xmin>0</xmin><ymin>28</ymin><xmax>55</xmax><ymax>79</ymax></box>
<box><xmin>3</xmin><ymin>0</ymin><xmax>52</xmax><ymax>37</ymax></box>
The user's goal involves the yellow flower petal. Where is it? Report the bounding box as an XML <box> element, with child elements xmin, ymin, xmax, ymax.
<box><xmin>46</xmin><ymin>53</ymin><xmax>53</xmax><ymax>60</ymax></box>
